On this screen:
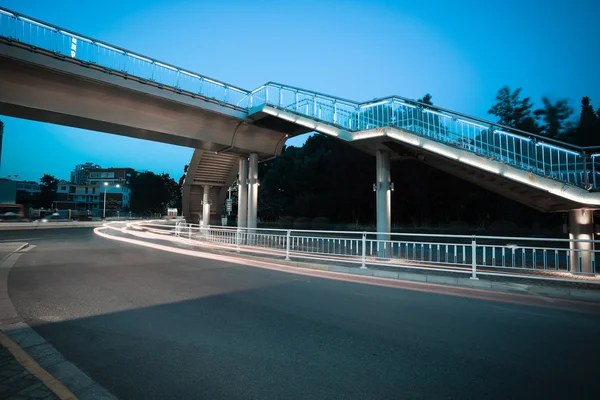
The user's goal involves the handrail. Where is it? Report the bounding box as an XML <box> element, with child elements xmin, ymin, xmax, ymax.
<box><xmin>0</xmin><ymin>7</ymin><xmax>250</xmax><ymax>96</ymax></box>
<box><xmin>265</xmin><ymin>81</ymin><xmax>590</xmax><ymax>152</ymax></box>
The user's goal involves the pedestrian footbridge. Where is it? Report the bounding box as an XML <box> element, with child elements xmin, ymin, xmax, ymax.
<box><xmin>1</xmin><ymin>6</ymin><xmax>599</xmax><ymax>228</ymax></box>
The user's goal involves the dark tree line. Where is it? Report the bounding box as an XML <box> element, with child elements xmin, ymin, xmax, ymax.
<box><xmin>127</xmin><ymin>171</ymin><xmax>181</xmax><ymax>213</ymax></box>
<box><xmin>488</xmin><ymin>86</ymin><xmax>600</xmax><ymax>146</ymax></box>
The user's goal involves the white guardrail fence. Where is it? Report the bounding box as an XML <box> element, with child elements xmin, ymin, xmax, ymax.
<box><xmin>126</xmin><ymin>221</ymin><xmax>600</xmax><ymax>283</ymax></box>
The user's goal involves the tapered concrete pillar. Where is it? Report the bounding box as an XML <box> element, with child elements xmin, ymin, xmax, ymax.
<box><xmin>202</xmin><ymin>185</ymin><xmax>211</xmax><ymax>227</ymax></box>
<box><xmin>247</xmin><ymin>153</ymin><xmax>259</xmax><ymax>230</ymax></box>
<box><xmin>376</xmin><ymin>150</ymin><xmax>391</xmax><ymax>258</ymax></box>
<box><xmin>237</xmin><ymin>157</ymin><xmax>248</xmax><ymax>228</ymax></box>
<box><xmin>568</xmin><ymin>209</ymin><xmax>595</xmax><ymax>274</ymax></box>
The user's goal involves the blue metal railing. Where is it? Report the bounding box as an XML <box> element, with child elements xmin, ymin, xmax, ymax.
<box><xmin>0</xmin><ymin>8</ymin><xmax>250</xmax><ymax>108</ymax></box>
<box><xmin>256</xmin><ymin>83</ymin><xmax>600</xmax><ymax>190</ymax></box>
<box><xmin>1</xmin><ymin>6</ymin><xmax>599</xmax><ymax>190</ymax></box>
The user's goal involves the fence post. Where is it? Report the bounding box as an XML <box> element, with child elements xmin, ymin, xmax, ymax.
<box><xmin>471</xmin><ymin>236</ymin><xmax>478</xmax><ymax>280</ymax></box>
<box><xmin>236</xmin><ymin>228</ymin><xmax>241</xmax><ymax>253</ymax></box>
<box><xmin>285</xmin><ymin>230</ymin><xmax>291</xmax><ymax>261</ymax></box>
<box><xmin>361</xmin><ymin>232</ymin><xmax>367</xmax><ymax>269</ymax></box>
<box><xmin>583</xmin><ymin>150</ymin><xmax>590</xmax><ymax>187</ymax></box>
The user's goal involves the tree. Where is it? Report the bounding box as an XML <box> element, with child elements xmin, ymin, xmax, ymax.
<box><xmin>488</xmin><ymin>86</ymin><xmax>539</xmax><ymax>132</ymax></box>
<box><xmin>597</xmin><ymin>107</ymin><xmax>600</xmax><ymax>138</ymax></box>
<box><xmin>571</xmin><ymin>97</ymin><xmax>598</xmax><ymax>146</ymax></box>
<box><xmin>129</xmin><ymin>171</ymin><xmax>172</xmax><ymax>214</ymax></box>
<box><xmin>418</xmin><ymin>94</ymin><xmax>433</xmax><ymax>105</ymax></box>
<box><xmin>162</xmin><ymin>173</ymin><xmax>182</xmax><ymax>211</ymax></box>
<box><xmin>39</xmin><ymin>174</ymin><xmax>59</xmax><ymax>208</ymax></box>
<box><xmin>534</xmin><ymin>96</ymin><xmax>573</xmax><ymax>139</ymax></box>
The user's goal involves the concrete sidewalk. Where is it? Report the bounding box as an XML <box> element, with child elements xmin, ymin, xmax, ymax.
<box><xmin>0</xmin><ymin>337</ymin><xmax>61</xmax><ymax>399</ymax></box>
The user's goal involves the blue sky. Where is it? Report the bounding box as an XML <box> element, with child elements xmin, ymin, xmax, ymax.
<box><xmin>1</xmin><ymin>0</ymin><xmax>599</xmax><ymax>182</ymax></box>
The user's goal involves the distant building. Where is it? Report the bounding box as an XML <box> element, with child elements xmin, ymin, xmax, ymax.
<box><xmin>0</xmin><ymin>178</ymin><xmax>16</xmax><ymax>204</ymax></box>
<box><xmin>103</xmin><ymin>184</ymin><xmax>131</xmax><ymax>210</ymax></box>
<box><xmin>55</xmin><ymin>181</ymin><xmax>131</xmax><ymax>211</ymax></box>
<box><xmin>55</xmin><ymin>181</ymin><xmax>101</xmax><ymax>211</ymax></box>
<box><xmin>15</xmin><ymin>180</ymin><xmax>41</xmax><ymax>195</ymax></box>
<box><xmin>87</xmin><ymin>167</ymin><xmax>135</xmax><ymax>186</ymax></box>
<box><xmin>70</xmin><ymin>162</ymin><xmax>102</xmax><ymax>185</ymax></box>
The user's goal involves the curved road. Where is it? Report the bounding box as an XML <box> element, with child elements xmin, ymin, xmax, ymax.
<box><xmin>3</xmin><ymin>228</ymin><xmax>600</xmax><ymax>399</ymax></box>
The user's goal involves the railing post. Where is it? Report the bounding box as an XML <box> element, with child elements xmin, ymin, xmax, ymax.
<box><xmin>471</xmin><ymin>236</ymin><xmax>478</xmax><ymax>280</ymax></box>
<box><xmin>236</xmin><ymin>228</ymin><xmax>241</xmax><ymax>253</ymax></box>
<box><xmin>361</xmin><ymin>232</ymin><xmax>367</xmax><ymax>269</ymax></box>
<box><xmin>285</xmin><ymin>230</ymin><xmax>291</xmax><ymax>261</ymax></box>
<box><xmin>534</xmin><ymin>138</ymin><xmax>539</xmax><ymax>172</ymax></box>
<box><xmin>295</xmin><ymin>91</ymin><xmax>299</xmax><ymax>112</ymax></box>
<box><xmin>594</xmin><ymin>156</ymin><xmax>598</xmax><ymax>189</ymax></box>
<box><xmin>583</xmin><ymin>150</ymin><xmax>590</xmax><ymax>187</ymax></box>
<box><xmin>333</xmin><ymin>100</ymin><xmax>338</xmax><ymax>125</ymax></box>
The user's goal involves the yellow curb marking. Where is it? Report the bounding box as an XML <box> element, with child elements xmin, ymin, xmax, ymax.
<box><xmin>0</xmin><ymin>330</ymin><xmax>79</xmax><ymax>400</ymax></box>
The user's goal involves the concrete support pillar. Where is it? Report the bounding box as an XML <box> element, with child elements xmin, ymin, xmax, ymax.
<box><xmin>202</xmin><ymin>185</ymin><xmax>211</xmax><ymax>227</ymax></box>
<box><xmin>568</xmin><ymin>209</ymin><xmax>595</xmax><ymax>274</ymax></box>
<box><xmin>376</xmin><ymin>150</ymin><xmax>391</xmax><ymax>258</ymax></box>
<box><xmin>237</xmin><ymin>157</ymin><xmax>248</xmax><ymax>228</ymax></box>
<box><xmin>247</xmin><ymin>153</ymin><xmax>259</xmax><ymax>230</ymax></box>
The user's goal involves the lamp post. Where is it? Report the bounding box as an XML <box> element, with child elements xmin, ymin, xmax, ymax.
<box><xmin>103</xmin><ymin>182</ymin><xmax>120</xmax><ymax>219</ymax></box>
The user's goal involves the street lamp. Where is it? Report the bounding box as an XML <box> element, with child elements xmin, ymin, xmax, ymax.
<box><xmin>103</xmin><ymin>182</ymin><xmax>120</xmax><ymax>219</ymax></box>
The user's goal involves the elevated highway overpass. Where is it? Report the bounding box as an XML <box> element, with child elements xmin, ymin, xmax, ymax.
<box><xmin>1</xmin><ymin>7</ymin><xmax>599</xmax><ymax>272</ymax></box>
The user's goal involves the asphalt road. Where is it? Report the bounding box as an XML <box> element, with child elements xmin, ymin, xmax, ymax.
<box><xmin>3</xmin><ymin>227</ymin><xmax>600</xmax><ymax>399</ymax></box>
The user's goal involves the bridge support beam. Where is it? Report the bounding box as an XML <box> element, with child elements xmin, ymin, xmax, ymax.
<box><xmin>376</xmin><ymin>150</ymin><xmax>391</xmax><ymax>258</ymax></box>
<box><xmin>568</xmin><ymin>209</ymin><xmax>595</xmax><ymax>274</ymax></box>
<box><xmin>202</xmin><ymin>185</ymin><xmax>211</xmax><ymax>227</ymax></box>
<box><xmin>247</xmin><ymin>153</ymin><xmax>259</xmax><ymax>230</ymax></box>
<box><xmin>237</xmin><ymin>157</ymin><xmax>248</xmax><ymax>228</ymax></box>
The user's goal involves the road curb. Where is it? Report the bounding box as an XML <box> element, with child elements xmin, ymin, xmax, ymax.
<box><xmin>0</xmin><ymin>223</ymin><xmax>104</xmax><ymax>231</ymax></box>
<box><xmin>0</xmin><ymin>245</ymin><xmax>117</xmax><ymax>400</ymax></box>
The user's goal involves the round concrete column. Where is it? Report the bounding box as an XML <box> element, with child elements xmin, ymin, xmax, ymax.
<box><xmin>568</xmin><ymin>209</ymin><xmax>595</xmax><ymax>274</ymax></box>
<box><xmin>202</xmin><ymin>185</ymin><xmax>211</xmax><ymax>227</ymax></box>
<box><xmin>247</xmin><ymin>153</ymin><xmax>259</xmax><ymax>230</ymax></box>
<box><xmin>376</xmin><ymin>150</ymin><xmax>391</xmax><ymax>258</ymax></box>
<box><xmin>237</xmin><ymin>157</ymin><xmax>248</xmax><ymax>228</ymax></box>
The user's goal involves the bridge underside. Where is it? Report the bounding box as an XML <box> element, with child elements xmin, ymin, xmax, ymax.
<box><xmin>350</xmin><ymin>135</ymin><xmax>588</xmax><ymax>213</ymax></box>
<box><xmin>0</xmin><ymin>41</ymin><xmax>305</xmax><ymax>224</ymax></box>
